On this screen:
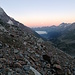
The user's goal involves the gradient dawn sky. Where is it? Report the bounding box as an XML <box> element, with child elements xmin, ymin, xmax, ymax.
<box><xmin>0</xmin><ymin>0</ymin><xmax>75</xmax><ymax>27</ymax></box>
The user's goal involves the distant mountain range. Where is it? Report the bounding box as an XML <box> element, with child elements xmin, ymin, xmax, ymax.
<box><xmin>32</xmin><ymin>22</ymin><xmax>75</xmax><ymax>56</ymax></box>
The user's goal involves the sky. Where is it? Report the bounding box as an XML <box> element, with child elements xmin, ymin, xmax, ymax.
<box><xmin>0</xmin><ymin>0</ymin><xmax>75</xmax><ymax>27</ymax></box>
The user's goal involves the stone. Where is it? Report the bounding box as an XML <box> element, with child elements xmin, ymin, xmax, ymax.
<box><xmin>8</xmin><ymin>68</ymin><xmax>12</xmax><ymax>72</ymax></box>
<box><xmin>0</xmin><ymin>43</ymin><xmax>2</xmax><ymax>49</ymax></box>
<box><xmin>16</xmin><ymin>68</ymin><xmax>22</xmax><ymax>73</ymax></box>
<box><xmin>67</xmin><ymin>69</ymin><xmax>71</xmax><ymax>75</ymax></box>
<box><xmin>73</xmin><ymin>71</ymin><xmax>75</xmax><ymax>75</ymax></box>
<box><xmin>30</xmin><ymin>56</ymin><xmax>36</xmax><ymax>62</ymax></box>
<box><xmin>19</xmin><ymin>53</ymin><xmax>24</xmax><ymax>58</ymax></box>
<box><xmin>43</xmin><ymin>55</ymin><xmax>51</xmax><ymax>63</ymax></box>
<box><xmin>5</xmin><ymin>43</ymin><xmax>9</xmax><ymax>48</ymax></box>
<box><xmin>72</xmin><ymin>68</ymin><xmax>75</xmax><ymax>71</ymax></box>
<box><xmin>23</xmin><ymin>65</ymin><xmax>30</xmax><ymax>71</ymax></box>
<box><xmin>46</xmin><ymin>64</ymin><xmax>50</xmax><ymax>69</ymax></box>
<box><xmin>57</xmin><ymin>69</ymin><xmax>64</xmax><ymax>75</ymax></box>
<box><xmin>9</xmin><ymin>62</ymin><xmax>15</xmax><ymax>68</ymax></box>
<box><xmin>37</xmin><ymin>38</ymin><xmax>43</xmax><ymax>43</ymax></box>
<box><xmin>8</xmin><ymin>72</ymin><xmax>11</xmax><ymax>75</ymax></box>
<box><xmin>0</xmin><ymin>54</ymin><xmax>3</xmax><ymax>58</ymax></box>
<box><xmin>23</xmin><ymin>42</ymin><xmax>27</xmax><ymax>45</ymax></box>
<box><xmin>0</xmin><ymin>63</ymin><xmax>2</xmax><ymax>68</ymax></box>
<box><xmin>53</xmin><ymin>64</ymin><xmax>62</xmax><ymax>70</ymax></box>
<box><xmin>14</xmin><ymin>49</ymin><xmax>19</xmax><ymax>54</ymax></box>
<box><xmin>29</xmin><ymin>70</ymin><xmax>35</xmax><ymax>75</ymax></box>
<box><xmin>14</xmin><ymin>62</ymin><xmax>22</xmax><ymax>68</ymax></box>
<box><xmin>15</xmin><ymin>55</ymin><xmax>24</xmax><ymax>61</ymax></box>
<box><xmin>35</xmin><ymin>53</ymin><xmax>40</xmax><ymax>57</ymax></box>
<box><xmin>53</xmin><ymin>60</ymin><xmax>60</xmax><ymax>65</ymax></box>
<box><xmin>18</xmin><ymin>61</ymin><xmax>27</xmax><ymax>65</ymax></box>
<box><xmin>0</xmin><ymin>58</ymin><xmax>6</xmax><ymax>63</ymax></box>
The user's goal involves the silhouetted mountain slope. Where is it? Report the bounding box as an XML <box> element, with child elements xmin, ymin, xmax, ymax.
<box><xmin>0</xmin><ymin>7</ymin><xmax>42</xmax><ymax>38</ymax></box>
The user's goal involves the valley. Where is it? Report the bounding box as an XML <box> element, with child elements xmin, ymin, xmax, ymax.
<box><xmin>32</xmin><ymin>23</ymin><xmax>75</xmax><ymax>57</ymax></box>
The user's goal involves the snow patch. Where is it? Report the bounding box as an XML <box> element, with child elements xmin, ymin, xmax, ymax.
<box><xmin>7</xmin><ymin>20</ymin><xmax>14</xmax><ymax>25</ymax></box>
<box><xmin>36</xmin><ymin>31</ymin><xmax>47</xmax><ymax>34</ymax></box>
<box><xmin>30</xmin><ymin>66</ymin><xmax>41</xmax><ymax>75</ymax></box>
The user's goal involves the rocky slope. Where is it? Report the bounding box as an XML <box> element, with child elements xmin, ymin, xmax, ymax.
<box><xmin>0</xmin><ymin>7</ymin><xmax>75</xmax><ymax>75</ymax></box>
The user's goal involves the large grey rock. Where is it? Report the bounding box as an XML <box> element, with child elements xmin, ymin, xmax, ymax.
<box><xmin>23</xmin><ymin>65</ymin><xmax>30</xmax><ymax>71</ymax></box>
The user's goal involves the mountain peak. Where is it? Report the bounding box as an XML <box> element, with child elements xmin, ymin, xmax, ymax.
<box><xmin>59</xmin><ymin>22</ymin><xmax>71</xmax><ymax>28</ymax></box>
